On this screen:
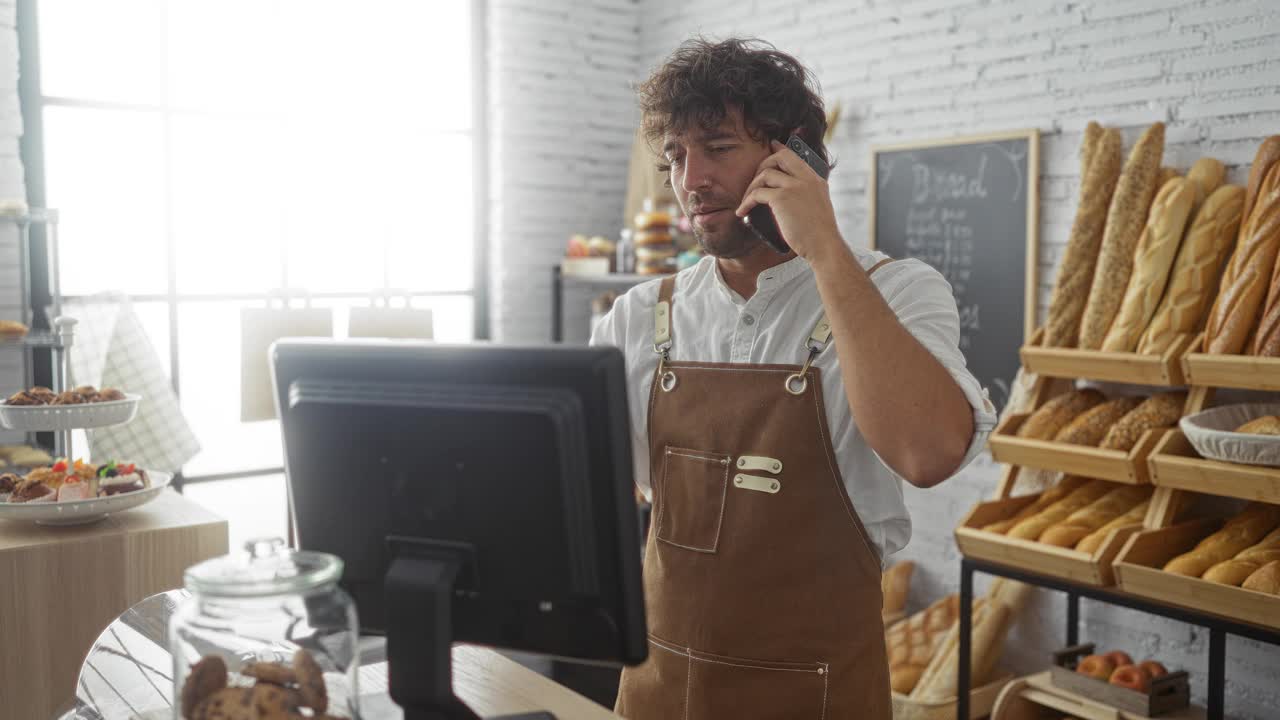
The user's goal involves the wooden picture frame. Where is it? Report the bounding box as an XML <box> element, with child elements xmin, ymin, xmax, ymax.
<box><xmin>869</xmin><ymin>129</ymin><xmax>1040</xmax><ymax>344</ymax></box>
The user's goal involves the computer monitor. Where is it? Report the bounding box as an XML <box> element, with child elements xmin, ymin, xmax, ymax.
<box><xmin>271</xmin><ymin>339</ymin><xmax>647</xmax><ymax>720</ymax></box>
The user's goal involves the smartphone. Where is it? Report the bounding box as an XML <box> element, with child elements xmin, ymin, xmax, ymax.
<box><xmin>744</xmin><ymin>134</ymin><xmax>831</xmax><ymax>254</ymax></box>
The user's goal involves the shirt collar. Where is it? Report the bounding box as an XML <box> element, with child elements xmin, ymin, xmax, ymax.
<box><xmin>711</xmin><ymin>254</ymin><xmax>812</xmax><ymax>305</ymax></box>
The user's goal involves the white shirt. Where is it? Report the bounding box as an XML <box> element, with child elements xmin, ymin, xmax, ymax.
<box><xmin>589</xmin><ymin>248</ymin><xmax>998</xmax><ymax>561</ymax></box>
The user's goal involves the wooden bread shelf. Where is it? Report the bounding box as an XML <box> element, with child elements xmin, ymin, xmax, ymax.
<box><xmin>1021</xmin><ymin>327</ymin><xmax>1192</xmax><ymax>386</ymax></box>
<box><xmin>988</xmin><ymin>412</ymin><xmax>1162</xmax><ymax>484</ymax></box>
<box><xmin>1181</xmin><ymin>332</ymin><xmax>1280</xmax><ymax>391</ymax></box>
<box><xmin>955</xmin><ymin>492</ymin><xmax>1143</xmax><ymax>586</ymax></box>
<box><xmin>1148</xmin><ymin>429</ymin><xmax>1280</xmax><ymax>504</ymax></box>
<box><xmin>1113</xmin><ymin>518</ymin><xmax>1280</xmax><ymax>631</ymax></box>
<box><xmin>990</xmin><ymin>671</ymin><xmax>1206</xmax><ymax>720</ymax></box>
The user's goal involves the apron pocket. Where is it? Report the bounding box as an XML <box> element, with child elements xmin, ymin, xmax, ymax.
<box><xmin>685</xmin><ymin>645</ymin><xmax>829</xmax><ymax>720</ymax></box>
<box><xmin>655</xmin><ymin>446</ymin><xmax>731</xmax><ymax>553</ymax></box>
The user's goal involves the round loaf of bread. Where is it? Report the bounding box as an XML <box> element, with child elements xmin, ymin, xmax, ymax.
<box><xmin>1235</xmin><ymin>415</ymin><xmax>1280</xmax><ymax>435</ymax></box>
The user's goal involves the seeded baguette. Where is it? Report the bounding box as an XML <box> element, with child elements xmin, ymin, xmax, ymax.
<box><xmin>1016</xmin><ymin>388</ymin><xmax>1107</xmax><ymax>440</ymax></box>
<box><xmin>1054</xmin><ymin>396</ymin><xmax>1145</xmax><ymax>446</ymax></box>
<box><xmin>1079</xmin><ymin>122</ymin><xmax>1166</xmax><ymax>348</ymax></box>
<box><xmin>1102</xmin><ymin>178</ymin><xmax>1198</xmax><ymax>351</ymax></box>
<box><xmin>1045</xmin><ymin>129</ymin><xmax>1124</xmax><ymax>347</ymax></box>
<box><xmin>1099</xmin><ymin>391</ymin><xmax>1187</xmax><ymax>451</ymax></box>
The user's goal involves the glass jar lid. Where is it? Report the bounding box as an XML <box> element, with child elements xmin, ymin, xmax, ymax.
<box><xmin>184</xmin><ymin>537</ymin><xmax>344</xmax><ymax>598</ymax></box>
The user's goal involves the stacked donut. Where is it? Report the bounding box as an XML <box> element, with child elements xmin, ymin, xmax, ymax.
<box><xmin>633</xmin><ymin>206</ymin><xmax>677</xmax><ymax>275</ymax></box>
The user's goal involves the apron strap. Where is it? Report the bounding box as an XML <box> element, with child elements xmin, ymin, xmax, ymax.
<box><xmin>654</xmin><ymin>276</ymin><xmax>677</xmax><ymax>356</ymax></box>
<box><xmin>788</xmin><ymin>256</ymin><xmax>896</xmax><ymax>395</ymax></box>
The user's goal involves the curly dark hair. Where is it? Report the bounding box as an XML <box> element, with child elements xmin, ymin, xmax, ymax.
<box><xmin>637</xmin><ymin>37</ymin><xmax>832</xmax><ymax>171</ymax></box>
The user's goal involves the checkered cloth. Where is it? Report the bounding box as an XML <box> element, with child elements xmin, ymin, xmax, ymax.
<box><xmin>56</xmin><ymin>294</ymin><xmax>200</xmax><ymax>472</ymax></box>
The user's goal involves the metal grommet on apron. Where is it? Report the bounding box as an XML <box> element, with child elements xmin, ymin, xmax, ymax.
<box><xmin>785</xmin><ymin>313</ymin><xmax>832</xmax><ymax>395</ymax></box>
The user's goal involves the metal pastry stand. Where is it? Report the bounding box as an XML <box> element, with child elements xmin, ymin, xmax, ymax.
<box><xmin>51</xmin><ymin>315</ymin><xmax>77</xmax><ymax>459</ymax></box>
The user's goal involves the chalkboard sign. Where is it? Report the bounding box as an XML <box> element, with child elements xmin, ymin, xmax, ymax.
<box><xmin>871</xmin><ymin>130</ymin><xmax>1039</xmax><ymax>411</ymax></box>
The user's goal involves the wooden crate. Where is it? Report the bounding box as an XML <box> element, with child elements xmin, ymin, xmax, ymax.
<box><xmin>1020</xmin><ymin>327</ymin><xmax>1192</xmax><ymax>386</ymax></box>
<box><xmin>1113</xmin><ymin>519</ymin><xmax>1280</xmax><ymax>631</ymax></box>
<box><xmin>991</xmin><ymin>671</ymin><xmax>1206</xmax><ymax>720</ymax></box>
<box><xmin>1049</xmin><ymin>644</ymin><xmax>1189</xmax><ymax>717</ymax></box>
<box><xmin>954</xmin><ymin>484</ymin><xmax>1145</xmax><ymax>586</ymax></box>
<box><xmin>1181</xmin><ymin>332</ymin><xmax>1280</xmax><ymax>391</ymax></box>
<box><xmin>892</xmin><ymin>675</ymin><xmax>1011</xmax><ymax>720</ymax></box>
<box><xmin>1148</xmin><ymin>429</ymin><xmax>1280</xmax><ymax>504</ymax></box>
<box><xmin>988</xmin><ymin>412</ymin><xmax>1162</xmax><ymax>484</ymax></box>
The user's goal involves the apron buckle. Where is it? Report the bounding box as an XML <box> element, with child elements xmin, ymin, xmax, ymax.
<box><xmin>785</xmin><ymin>348</ymin><xmax>820</xmax><ymax>395</ymax></box>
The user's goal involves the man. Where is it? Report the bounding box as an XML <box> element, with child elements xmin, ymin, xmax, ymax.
<box><xmin>591</xmin><ymin>38</ymin><xmax>996</xmax><ymax>719</ymax></box>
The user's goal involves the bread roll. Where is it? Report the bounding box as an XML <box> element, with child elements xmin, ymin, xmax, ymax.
<box><xmin>1186</xmin><ymin>157</ymin><xmax>1227</xmax><ymax>211</ymax></box>
<box><xmin>1202</xmin><ymin>528</ymin><xmax>1280</xmax><ymax>585</ymax></box>
<box><xmin>1045</xmin><ymin>130</ymin><xmax>1124</xmax><ymax>347</ymax></box>
<box><xmin>1102</xmin><ymin>178</ymin><xmax>1198</xmax><ymax>351</ymax></box>
<box><xmin>1163</xmin><ymin>503</ymin><xmax>1280</xmax><ymax>576</ymax></box>
<box><xmin>1242</xmin><ymin>136</ymin><xmax>1280</xmax><ymax>226</ymax></box>
<box><xmin>1017</xmin><ymin>389</ymin><xmax>1106</xmax><ymax>440</ymax></box>
<box><xmin>1206</xmin><ymin>161</ymin><xmax>1280</xmax><ymax>354</ymax></box>
<box><xmin>882</xmin><ymin>561</ymin><xmax>915</xmax><ymax>614</ymax></box>
<box><xmin>1236</xmin><ymin>415</ymin><xmax>1280</xmax><ymax>435</ymax></box>
<box><xmin>1038</xmin><ymin>484</ymin><xmax>1153</xmax><ymax>548</ymax></box>
<box><xmin>1076</xmin><ymin>499</ymin><xmax>1151</xmax><ymax>554</ymax></box>
<box><xmin>1099</xmin><ymin>391</ymin><xmax>1187</xmax><ymax>451</ymax></box>
<box><xmin>1242</xmin><ymin>559</ymin><xmax>1280</xmax><ymax>595</ymax></box>
<box><xmin>981</xmin><ymin>476</ymin><xmax>1090</xmax><ymax>534</ymax></box>
<box><xmin>1008</xmin><ymin>479</ymin><xmax>1114</xmax><ymax>540</ymax></box>
<box><xmin>1079</xmin><ymin>123</ymin><xmax>1166</xmax><ymax>348</ymax></box>
<box><xmin>1137</xmin><ymin>185</ymin><xmax>1245</xmax><ymax>354</ymax></box>
<box><xmin>1054</xmin><ymin>396</ymin><xmax>1145</xmax><ymax>446</ymax></box>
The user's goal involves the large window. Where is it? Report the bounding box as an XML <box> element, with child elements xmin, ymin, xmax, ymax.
<box><xmin>20</xmin><ymin>0</ymin><xmax>486</xmax><ymax>536</ymax></box>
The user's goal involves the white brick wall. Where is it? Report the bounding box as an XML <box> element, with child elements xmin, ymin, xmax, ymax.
<box><xmin>627</xmin><ymin>1</ymin><xmax>1280</xmax><ymax>716</ymax></box>
<box><xmin>488</xmin><ymin>0</ymin><xmax>640</xmax><ymax>342</ymax></box>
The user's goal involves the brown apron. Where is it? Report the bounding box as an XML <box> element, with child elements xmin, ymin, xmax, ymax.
<box><xmin>615</xmin><ymin>262</ymin><xmax>895</xmax><ymax>720</ymax></box>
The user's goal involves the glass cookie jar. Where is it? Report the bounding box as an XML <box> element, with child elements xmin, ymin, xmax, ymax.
<box><xmin>170</xmin><ymin>538</ymin><xmax>360</xmax><ymax>719</ymax></box>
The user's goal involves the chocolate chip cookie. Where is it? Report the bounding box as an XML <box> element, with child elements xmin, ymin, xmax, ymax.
<box><xmin>181</xmin><ymin>655</ymin><xmax>229</xmax><ymax>719</ymax></box>
<box><xmin>293</xmin><ymin>648</ymin><xmax>328</xmax><ymax>713</ymax></box>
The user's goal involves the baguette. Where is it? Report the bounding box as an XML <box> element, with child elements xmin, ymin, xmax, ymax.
<box><xmin>1079</xmin><ymin>122</ymin><xmax>1166</xmax><ymax>348</ymax></box>
<box><xmin>1008</xmin><ymin>479</ymin><xmax>1114</xmax><ymax>540</ymax></box>
<box><xmin>1038</xmin><ymin>484</ymin><xmax>1153</xmax><ymax>548</ymax></box>
<box><xmin>1206</xmin><ymin>158</ymin><xmax>1280</xmax><ymax>354</ymax></box>
<box><xmin>1099</xmin><ymin>391</ymin><xmax>1187</xmax><ymax>451</ymax></box>
<box><xmin>1054</xmin><ymin>396</ymin><xmax>1145</xmax><ymax>446</ymax></box>
<box><xmin>1186</xmin><ymin>157</ymin><xmax>1226</xmax><ymax>211</ymax></box>
<box><xmin>1137</xmin><ymin>185</ymin><xmax>1245</xmax><ymax>354</ymax></box>
<box><xmin>1202</xmin><ymin>528</ymin><xmax>1280</xmax><ymax>585</ymax></box>
<box><xmin>1157</xmin><ymin>166</ymin><xmax>1180</xmax><ymax>189</ymax></box>
<box><xmin>1016</xmin><ymin>388</ymin><xmax>1106</xmax><ymax>440</ymax></box>
<box><xmin>1045</xmin><ymin>129</ymin><xmax>1125</xmax><ymax>347</ymax></box>
<box><xmin>1080</xmin><ymin>121</ymin><xmax>1104</xmax><ymax>178</ymax></box>
<box><xmin>914</xmin><ymin>603</ymin><xmax>1011</xmax><ymax>701</ymax></box>
<box><xmin>1242</xmin><ymin>560</ymin><xmax>1280</xmax><ymax>595</ymax></box>
<box><xmin>1075</xmin><ymin>498</ymin><xmax>1151</xmax><ymax>554</ymax></box>
<box><xmin>882</xmin><ymin>561</ymin><xmax>915</xmax><ymax>614</ymax></box>
<box><xmin>1102</xmin><ymin>178</ymin><xmax>1198</xmax><ymax>351</ymax></box>
<box><xmin>1251</xmin><ymin>169</ymin><xmax>1280</xmax><ymax>354</ymax></box>
<box><xmin>1163</xmin><ymin>503</ymin><xmax>1280</xmax><ymax>577</ymax></box>
<box><xmin>981</xmin><ymin>476</ymin><xmax>1090</xmax><ymax>534</ymax></box>
<box><xmin>1242</xmin><ymin>136</ymin><xmax>1280</xmax><ymax>226</ymax></box>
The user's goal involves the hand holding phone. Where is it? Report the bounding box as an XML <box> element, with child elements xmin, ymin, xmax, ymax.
<box><xmin>744</xmin><ymin>134</ymin><xmax>831</xmax><ymax>254</ymax></box>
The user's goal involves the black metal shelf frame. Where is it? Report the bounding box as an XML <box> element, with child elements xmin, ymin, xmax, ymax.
<box><xmin>958</xmin><ymin>556</ymin><xmax>1280</xmax><ymax>720</ymax></box>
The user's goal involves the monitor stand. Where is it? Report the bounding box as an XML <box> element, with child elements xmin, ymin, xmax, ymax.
<box><xmin>385</xmin><ymin>537</ymin><xmax>557</xmax><ymax>720</ymax></box>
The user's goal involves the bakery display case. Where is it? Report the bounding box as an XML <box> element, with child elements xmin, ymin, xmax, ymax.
<box><xmin>1181</xmin><ymin>332</ymin><xmax>1280</xmax><ymax>391</ymax></box>
<box><xmin>989</xmin><ymin>413</ymin><xmax>1164</xmax><ymax>484</ymax></box>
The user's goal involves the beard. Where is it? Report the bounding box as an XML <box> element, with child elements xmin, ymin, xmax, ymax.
<box><xmin>686</xmin><ymin>192</ymin><xmax>763</xmax><ymax>259</ymax></box>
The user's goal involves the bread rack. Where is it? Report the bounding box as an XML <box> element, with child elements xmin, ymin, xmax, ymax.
<box><xmin>955</xmin><ymin>338</ymin><xmax>1280</xmax><ymax>720</ymax></box>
